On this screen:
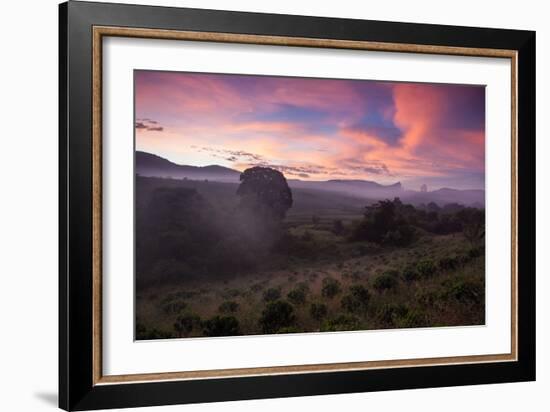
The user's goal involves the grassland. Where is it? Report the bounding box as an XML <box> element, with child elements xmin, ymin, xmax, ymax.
<box><xmin>135</xmin><ymin>176</ymin><xmax>485</xmax><ymax>339</ymax></box>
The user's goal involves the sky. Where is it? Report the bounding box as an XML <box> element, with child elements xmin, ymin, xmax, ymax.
<box><xmin>135</xmin><ymin>70</ymin><xmax>485</xmax><ymax>190</ymax></box>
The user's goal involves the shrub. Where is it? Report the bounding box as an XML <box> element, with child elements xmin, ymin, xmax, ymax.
<box><xmin>468</xmin><ymin>246</ymin><xmax>484</xmax><ymax>259</ymax></box>
<box><xmin>287</xmin><ymin>288</ymin><xmax>307</xmax><ymax>305</ymax></box>
<box><xmin>296</xmin><ymin>281</ymin><xmax>310</xmax><ymax>293</ymax></box>
<box><xmin>218</xmin><ymin>300</ymin><xmax>239</xmax><ymax>314</ymax></box>
<box><xmin>321</xmin><ymin>277</ymin><xmax>341</xmax><ymax>298</ymax></box>
<box><xmin>321</xmin><ymin>314</ymin><xmax>360</xmax><ymax>332</ymax></box>
<box><xmin>250</xmin><ymin>281</ymin><xmax>267</xmax><ymax>292</ymax></box>
<box><xmin>442</xmin><ymin>278</ymin><xmax>484</xmax><ymax>305</ymax></box>
<box><xmin>377</xmin><ymin>303</ymin><xmax>409</xmax><ymax>327</ymax></box>
<box><xmin>398</xmin><ymin>310</ymin><xmax>428</xmax><ymax>328</ymax></box>
<box><xmin>309</xmin><ymin>303</ymin><xmax>328</xmax><ymax>324</ymax></box>
<box><xmin>438</xmin><ymin>256</ymin><xmax>460</xmax><ymax>271</ymax></box>
<box><xmin>174</xmin><ymin>312</ymin><xmax>201</xmax><ymax>337</ymax></box>
<box><xmin>373</xmin><ymin>274</ymin><xmax>398</xmax><ymax>292</ymax></box>
<box><xmin>383</xmin><ymin>269</ymin><xmax>400</xmax><ymax>278</ymax></box>
<box><xmin>341</xmin><ymin>285</ymin><xmax>371</xmax><ymax>314</ymax></box>
<box><xmin>402</xmin><ymin>266</ymin><xmax>420</xmax><ymax>283</ymax></box>
<box><xmin>415</xmin><ymin>290</ymin><xmax>440</xmax><ymax>308</ymax></box>
<box><xmin>417</xmin><ymin>259</ymin><xmax>436</xmax><ymax>278</ymax></box>
<box><xmin>136</xmin><ymin>327</ymin><xmax>174</xmax><ymax>340</ymax></box>
<box><xmin>161</xmin><ymin>299</ymin><xmax>187</xmax><ymax>315</ymax></box>
<box><xmin>263</xmin><ymin>287</ymin><xmax>282</xmax><ymax>302</ymax></box>
<box><xmin>202</xmin><ymin>315</ymin><xmax>240</xmax><ymax>337</ymax></box>
<box><xmin>383</xmin><ymin>224</ymin><xmax>416</xmax><ymax>247</ymax></box>
<box><xmin>259</xmin><ymin>300</ymin><xmax>296</xmax><ymax>334</ymax></box>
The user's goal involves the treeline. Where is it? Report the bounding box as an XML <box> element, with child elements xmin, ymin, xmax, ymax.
<box><xmin>350</xmin><ymin>197</ymin><xmax>484</xmax><ymax>247</ymax></box>
<box><xmin>136</xmin><ymin>167</ymin><xmax>293</xmax><ymax>287</ymax></box>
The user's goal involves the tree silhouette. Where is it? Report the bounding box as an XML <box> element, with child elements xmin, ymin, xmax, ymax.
<box><xmin>237</xmin><ymin>167</ymin><xmax>293</xmax><ymax>220</ymax></box>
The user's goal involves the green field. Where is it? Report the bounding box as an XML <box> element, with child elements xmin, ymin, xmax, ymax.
<box><xmin>135</xmin><ymin>176</ymin><xmax>485</xmax><ymax>339</ymax></box>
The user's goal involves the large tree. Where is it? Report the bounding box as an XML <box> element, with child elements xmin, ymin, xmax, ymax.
<box><xmin>236</xmin><ymin>167</ymin><xmax>293</xmax><ymax>220</ymax></box>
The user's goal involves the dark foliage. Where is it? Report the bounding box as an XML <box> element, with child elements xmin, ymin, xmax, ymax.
<box><xmin>136</xmin><ymin>323</ymin><xmax>174</xmax><ymax>340</ymax></box>
<box><xmin>309</xmin><ymin>303</ymin><xmax>328</xmax><ymax>324</ymax></box>
<box><xmin>259</xmin><ymin>300</ymin><xmax>296</xmax><ymax>334</ymax></box>
<box><xmin>350</xmin><ymin>198</ymin><xmax>416</xmax><ymax>246</ymax></box>
<box><xmin>287</xmin><ymin>287</ymin><xmax>307</xmax><ymax>305</ymax></box>
<box><xmin>442</xmin><ymin>278</ymin><xmax>484</xmax><ymax>306</ymax></box>
<box><xmin>263</xmin><ymin>287</ymin><xmax>282</xmax><ymax>302</ymax></box>
<box><xmin>218</xmin><ymin>301</ymin><xmax>240</xmax><ymax>314</ymax></box>
<box><xmin>417</xmin><ymin>259</ymin><xmax>437</xmax><ymax>278</ymax></box>
<box><xmin>373</xmin><ymin>273</ymin><xmax>399</xmax><ymax>292</ymax></box>
<box><xmin>202</xmin><ymin>315</ymin><xmax>240</xmax><ymax>337</ymax></box>
<box><xmin>161</xmin><ymin>299</ymin><xmax>187</xmax><ymax>315</ymax></box>
<box><xmin>321</xmin><ymin>277</ymin><xmax>341</xmax><ymax>298</ymax></box>
<box><xmin>174</xmin><ymin>313</ymin><xmax>201</xmax><ymax>337</ymax></box>
<box><xmin>136</xmin><ymin>187</ymin><xmax>217</xmax><ymax>285</ymax></box>
<box><xmin>377</xmin><ymin>303</ymin><xmax>409</xmax><ymax>327</ymax></box>
<box><xmin>321</xmin><ymin>314</ymin><xmax>360</xmax><ymax>332</ymax></box>
<box><xmin>350</xmin><ymin>198</ymin><xmax>485</xmax><ymax>246</ymax></box>
<box><xmin>341</xmin><ymin>285</ymin><xmax>371</xmax><ymax>314</ymax></box>
<box><xmin>438</xmin><ymin>255</ymin><xmax>461</xmax><ymax>271</ymax></box>
<box><xmin>237</xmin><ymin>167</ymin><xmax>293</xmax><ymax>220</ymax></box>
<box><xmin>402</xmin><ymin>265</ymin><xmax>420</xmax><ymax>283</ymax></box>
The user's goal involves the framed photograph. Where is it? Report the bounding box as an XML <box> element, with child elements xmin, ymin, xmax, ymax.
<box><xmin>59</xmin><ymin>1</ymin><xmax>536</xmax><ymax>410</ymax></box>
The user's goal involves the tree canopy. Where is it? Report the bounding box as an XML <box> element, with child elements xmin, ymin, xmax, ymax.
<box><xmin>237</xmin><ymin>167</ymin><xmax>293</xmax><ymax>220</ymax></box>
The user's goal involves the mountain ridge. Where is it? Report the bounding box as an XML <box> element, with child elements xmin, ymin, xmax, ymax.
<box><xmin>135</xmin><ymin>151</ymin><xmax>484</xmax><ymax>206</ymax></box>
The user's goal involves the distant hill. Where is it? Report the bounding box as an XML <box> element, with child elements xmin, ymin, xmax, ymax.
<box><xmin>135</xmin><ymin>151</ymin><xmax>484</xmax><ymax>207</ymax></box>
<box><xmin>402</xmin><ymin>187</ymin><xmax>485</xmax><ymax>207</ymax></box>
<box><xmin>136</xmin><ymin>151</ymin><xmax>241</xmax><ymax>182</ymax></box>
<box><xmin>288</xmin><ymin>179</ymin><xmax>403</xmax><ymax>199</ymax></box>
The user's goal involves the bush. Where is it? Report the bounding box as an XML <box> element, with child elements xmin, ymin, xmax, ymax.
<box><xmin>468</xmin><ymin>246</ymin><xmax>484</xmax><ymax>259</ymax></box>
<box><xmin>202</xmin><ymin>315</ymin><xmax>240</xmax><ymax>337</ymax></box>
<box><xmin>341</xmin><ymin>285</ymin><xmax>371</xmax><ymax>314</ymax></box>
<box><xmin>417</xmin><ymin>259</ymin><xmax>436</xmax><ymax>278</ymax></box>
<box><xmin>398</xmin><ymin>310</ymin><xmax>428</xmax><ymax>328</ymax></box>
<box><xmin>415</xmin><ymin>290</ymin><xmax>441</xmax><ymax>309</ymax></box>
<box><xmin>161</xmin><ymin>299</ymin><xmax>187</xmax><ymax>315</ymax></box>
<box><xmin>377</xmin><ymin>303</ymin><xmax>409</xmax><ymax>327</ymax></box>
<box><xmin>402</xmin><ymin>266</ymin><xmax>420</xmax><ymax>283</ymax></box>
<box><xmin>321</xmin><ymin>277</ymin><xmax>341</xmax><ymax>298</ymax></box>
<box><xmin>383</xmin><ymin>224</ymin><xmax>416</xmax><ymax>247</ymax></box>
<box><xmin>218</xmin><ymin>301</ymin><xmax>239</xmax><ymax>314</ymax></box>
<box><xmin>373</xmin><ymin>274</ymin><xmax>398</xmax><ymax>292</ymax></box>
<box><xmin>321</xmin><ymin>314</ymin><xmax>360</xmax><ymax>332</ymax></box>
<box><xmin>263</xmin><ymin>287</ymin><xmax>281</xmax><ymax>302</ymax></box>
<box><xmin>174</xmin><ymin>312</ymin><xmax>201</xmax><ymax>338</ymax></box>
<box><xmin>309</xmin><ymin>303</ymin><xmax>328</xmax><ymax>324</ymax></box>
<box><xmin>136</xmin><ymin>327</ymin><xmax>174</xmax><ymax>340</ymax></box>
<box><xmin>438</xmin><ymin>256</ymin><xmax>460</xmax><ymax>271</ymax></box>
<box><xmin>384</xmin><ymin>269</ymin><xmax>400</xmax><ymax>278</ymax></box>
<box><xmin>442</xmin><ymin>278</ymin><xmax>484</xmax><ymax>305</ymax></box>
<box><xmin>259</xmin><ymin>301</ymin><xmax>296</xmax><ymax>334</ymax></box>
<box><xmin>287</xmin><ymin>288</ymin><xmax>307</xmax><ymax>305</ymax></box>
<box><xmin>296</xmin><ymin>281</ymin><xmax>310</xmax><ymax>293</ymax></box>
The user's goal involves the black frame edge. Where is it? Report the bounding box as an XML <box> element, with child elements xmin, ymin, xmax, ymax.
<box><xmin>59</xmin><ymin>2</ymin><xmax>69</xmax><ymax>410</ymax></box>
<box><xmin>60</xmin><ymin>1</ymin><xmax>536</xmax><ymax>410</ymax></box>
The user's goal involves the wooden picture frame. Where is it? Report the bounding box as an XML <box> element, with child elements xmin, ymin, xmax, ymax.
<box><xmin>59</xmin><ymin>1</ymin><xmax>535</xmax><ymax>410</ymax></box>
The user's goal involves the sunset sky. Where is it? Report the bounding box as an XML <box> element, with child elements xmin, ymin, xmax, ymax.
<box><xmin>135</xmin><ymin>70</ymin><xmax>485</xmax><ymax>190</ymax></box>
